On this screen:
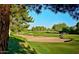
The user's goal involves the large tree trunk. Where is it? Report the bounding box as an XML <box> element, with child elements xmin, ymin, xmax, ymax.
<box><xmin>0</xmin><ymin>5</ymin><xmax>10</xmax><ymax>53</ymax></box>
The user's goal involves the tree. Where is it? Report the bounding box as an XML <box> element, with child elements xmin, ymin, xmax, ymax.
<box><xmin>75</xmin><ymin>22</ymin><xmax>79</xmax><ymax>34</ymax></box>
<box><xmin>1</xmin><ymin>4</ymin><xmax>79</xmax><ymax>53</ymax></box>
<box><xmin>0</xmin><ymin>5</ymin><xmax>10</xmax><ymax>53</ymax></box>
<box><xmin>52</xmin><ymin>23</ymin><xmax>68</xmax><ymax>32</ymax></box>
<box><xmin>27</xmin><ymin>4</ymin><xmax>79</xmax><ymax>34</ymax></box>
<box><xmin>10</xmin><ymin>5</ymin><xmax>33</xmax><ymax>33</ymax></box>
<box><xmin>31</xmin><ymin>26</ymin><xmax>46</xmax><ymax>31</ymax></box>
<box><xmin>0</xmin><ymin>4</ymin><xmax>33</xmax><ymax>53</ymax></box>
<box><xmin>67</xmin><ymin>22</ymin><xmax>79</xmax><ymax>34</ymax></box>
<box><xmin>76</xmin><ymin>22</ymin><xmax>79</xmax><ymax>29</ymax></box>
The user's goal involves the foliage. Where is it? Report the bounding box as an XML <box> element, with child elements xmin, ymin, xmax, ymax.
<box><xmin>76</xmin><ymin>22</ymin><xmax>79</xmax><ymax>28</ymax></box>
<box><xmin>26</xmin><ymin>4</ymin><xmax>79</xmax><ymax>34</ymax></box>
<box><xmin>52</xmin><ymin>23</ymin><xmax>69</xmax><ymax>32</ymax></box>
<box><xmin>27</xmin><ymin>4</ymin><xmax>79</xmax><ymax>20</ymax></box>
<box><xmin>66</xmin><ymin>22</ymin><xmax>79</xmax><ymax>34</ymax></box>
<box><xmin>8</xmin><ymin>35</ymin><xmax>37</xmax><ymax>54</ymax></box>
<box><xmin>31</xmin><ymin>26</ymin><xmax>47</xmax><ymax>31</ymax></box>
<box><xmin>10</xmin><ymin>5</ymin><xmax>33</xmax><ymax>33</ymax></box>
<box><xmin>75</xmin><ymin>22</ymin><xmax>79</xmax><ymax>34</ymax></box>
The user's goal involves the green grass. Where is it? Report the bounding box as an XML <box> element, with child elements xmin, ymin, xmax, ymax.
<box><xmin>21</xmin><ymin>31</ymin><xmax>79</xmax><ymax>41</ymax></box>
<box><xmin>20</xmin><ymin>31</ymin><xmax>59</xmax><ymax>37</ymax></box>
<box><xmin>8</xmin><ymin>32</ymin><xmax>79</xmax><ymax>54</ymax></box>
<box><xmin>25</xmin><ymin>32</ymin><xmax>79</xmax><ymax>54</ymax></box>
<box><xmin>64</xmin><ymin>34</ymin><xmax>79</xmax><ymax>40</ymax></box>
<box><xmin>8</xmin><ymin>35</ymin><xmax>37</xmax><ymax>54</ymax></box>
<box><xmin>29</xmin><ymin>42</ymin><xmax>79</xmax><ymax>54</ymax></box>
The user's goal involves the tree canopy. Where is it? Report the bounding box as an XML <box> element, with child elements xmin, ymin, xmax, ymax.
<box><xmin>26</xmin><ymin>4</ymin><xmax>79</xmax><ymax>20</ymax></box>
<box><xmin>52</xmin><ymin>23</ymin><xmax>68</xmax><ymax>32</ymax></box>
<box><xmin>10</xmin><ymin>5</ymin><xmax>33</xmax><ymax>32</ymax></box>
<box><xmin>31</xmin><ymin>26</ymin><xmax>47</xmax><ymax>31</ymax></box>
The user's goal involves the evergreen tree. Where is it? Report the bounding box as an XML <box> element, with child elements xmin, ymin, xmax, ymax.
<box><xmin>10</xmin><ymin>5</ymin><xmax>33</xmax><ymax>33</ymax></box>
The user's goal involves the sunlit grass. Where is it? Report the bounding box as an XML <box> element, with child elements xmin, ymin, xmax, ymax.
<box><xmin>29</xmin><ymin>41</ymin><xmax>79</xmax><ymax>54</ymax></box>
<box><xmin>8</xmin><ymin>32</ymin><xmax>79</xmax><ymax>54</ymax></box>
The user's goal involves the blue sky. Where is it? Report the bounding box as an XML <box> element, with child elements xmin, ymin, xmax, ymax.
<box><xmin>28</xmin><ymin>9</ymin><xmax>77</xmax><ymax>29</ymax></box>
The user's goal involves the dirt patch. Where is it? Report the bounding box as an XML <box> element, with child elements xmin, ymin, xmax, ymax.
<box><xmin>17</xmin><ymin>34</ymin><xmax>65</xmax><ymax>42</ymax></box>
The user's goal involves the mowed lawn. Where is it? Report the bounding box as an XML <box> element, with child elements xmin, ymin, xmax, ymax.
<box><xmin>9</xmin><ymin>31</ymin><xmax>79</xmax><ymax>54</ymax></box>
<box><xmin>20</xmin><ymin>31</ymin><xmax>60</xmax><ymax>37</ymax></box>
<box><xmin>21</xmin><ymin>31</ymin><xmax>79</xmax><ymax>54</ymax></box>
<box><xmin>29</xmin><ymin>42</ymin><xmax>79</xmax><ymax>54</ymax></box>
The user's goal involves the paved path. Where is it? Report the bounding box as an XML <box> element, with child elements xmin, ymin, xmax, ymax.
<box><xmin>17</xmin><ymin>34</ymin><xmax>64</xmax><ymax>42</ymax></box>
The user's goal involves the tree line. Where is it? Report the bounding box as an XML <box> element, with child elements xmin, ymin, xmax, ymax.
<box><xmin>30</xmin><ymin>22</ymin><xmax>79</xmax><ymax>34</ymax></box>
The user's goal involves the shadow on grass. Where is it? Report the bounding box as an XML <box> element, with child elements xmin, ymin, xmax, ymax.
<box><xmin>7</xmin><ymin>36</ymin><xmax>37</xmax><ymax>54</ymax></box>
<box><xmin>72</xmin><ymin>40</ymin><xmax>79</xmax><ymax>45</ymax></box>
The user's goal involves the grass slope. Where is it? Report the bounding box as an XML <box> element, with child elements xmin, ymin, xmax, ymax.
<box><xmin>8</xmin><ymin>35</ymin><xmax>37</xmax><ymax>54</ymax></box>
